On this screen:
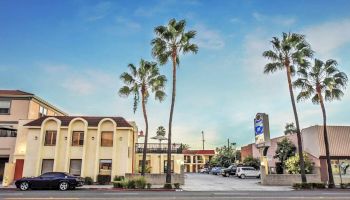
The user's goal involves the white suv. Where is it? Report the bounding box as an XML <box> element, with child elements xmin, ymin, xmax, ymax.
<box><xmin>236</xmin><ymin>167</ymin><xmax>260</xmax><ymax>179</ymax></box>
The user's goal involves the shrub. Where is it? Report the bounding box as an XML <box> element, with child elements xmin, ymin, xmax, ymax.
<box><xmin>113</xmin><ymin>176</ymin><xmax>125</xmax><ymax>181</ymax></box>
<box><xmin>285</xmin><ymin>153</ymin><xmax>313</xmax><ymax>174</ymax></box>
<box><xmin>242</xmin><ymin>156</ymin><xmax>260</xmax><ymax>169</ymax></box>
<box><xmin>97</xmin><ymin>175</ymin><xmax>111</xmax><ymax>185</ymax></box>
<box><xmin>121</xmin><ymin>179</ymin><xmax>129</xmax><ymax>189</ymax></box>
<box><xmin>84</xmin><ymin>177</ymin><xmax>93</xmax><ymax>185</ymax></box>
<box><xmin>127</xmin><ymin>179</ymin><xmax>136</xmax><ymax>189</ymax></box>
<box><xmin>112</xmin><ymin>176</ymin><xmax>125</xmax><ymax>188</ymax></box>
<box><xmin>311</xmin><ymin>183</ymin><xmax>326</xmax><ymax>189</ymax></box>
<box><xmin>292</xmin><ymin>183</ymin><xmax>312</xmax><ymax>189</ymax></box>
<box><xmin>340</xmin><ymin>183</ymin><xmax>348</xmax><ymax>189</ymax></box>
<box><xmin>135</xmin><ymin>177</ymin><xmax>146</xmax><ymax>189</ymax></box>
<box><xmin>164</xmin><ymin>183</ymin><xmax>172</xmax><ymax>189</ymax></box>
<box><xmin>174</xmin><ymin>183</ymin><xmax>180</xmax><ymax>189</ymax></box>
<box><xmin>146</xmin><ymin>183</ymin><xmax>152</xmax><ymax>189</ymax></box>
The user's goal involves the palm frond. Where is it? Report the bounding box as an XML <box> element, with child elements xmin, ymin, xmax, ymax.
<box><xmin>263</xmin><ymin>62</ymin><xmax>283</xmax><ymax>74</ymax></box>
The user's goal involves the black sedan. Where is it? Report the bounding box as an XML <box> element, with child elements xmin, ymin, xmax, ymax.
<box><xmin>15</xmin><ymin>172</ymin><xmax>84</xmax><ymax>191</ymax></box>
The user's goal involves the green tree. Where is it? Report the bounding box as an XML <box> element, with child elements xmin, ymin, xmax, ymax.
<box><xmin>284</xmin><ymin>123</ymin><xmax>296</xmax><ymax>135</ymax></box>
<box><xmin>294</xmin><ymin>58</ymin><xmax>348</xmax><ymax>188</ymax></box>
<box><xmin>156</xmin><ymin>126</ymin><xmax>166</xmax><ymax>137</ymax></box>
<box><xmin>285</xmin><ymin>153</ymin><xmax>313</xmax><ymax>174</ymax></box>
<box><xmin>119</xmin><ymin>60</ymin><xmax>167</xmax><ymax>176</ymax></box>
<box><xmin>243</xmin><ymin>156</ymin><xmax>260</xmax><ymax>169</ymax></box>
<box><xmin>180</xmin><ymin>144</ymin><xmax>190</xmax><ymax>150</ymax></box>
<box><xmin>274</xmin><ymin>138</ymin><xmax>296</xmax><ymax>167</ymax></box>
<box><xmin>151</xmin><ymin>18</ymin><xmax>198</xmax><ymax>183</ymax></box>
<box><xmin>263</xmin><ymin>32</ymin><xmax>313</xmax><ymax>183</ymax></box>
<box><xmin>211</xmin><ymin>145</ymin><xmax>237</xmax><ymax>167</ymax></box>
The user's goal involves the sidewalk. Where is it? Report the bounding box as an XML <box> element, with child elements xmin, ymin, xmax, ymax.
<box><xmin>0</xmin><ymin>184</ymin><xmax>166</xmax><ymax>190</ymax></box>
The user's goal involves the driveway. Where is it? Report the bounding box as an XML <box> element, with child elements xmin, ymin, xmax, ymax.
<box><xmin>182</xmin><ymin>173</ymin><xmax>292</xmax><ymax>191</ymax></box>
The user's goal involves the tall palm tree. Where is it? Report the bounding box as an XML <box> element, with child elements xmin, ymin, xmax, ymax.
<box><xmin>294</xmin><ymin>58</ymin><xmax>348</xmax><ymax>188</ymax></box>
<box><xmin>151</xmin><ymin>18</ymin><xmax>198</xmax><ymax>183</ymax></box>
<box><xmin>119</xmin><ymin>59</ymin><xmax>167</xmax><ymax>176</ymax></box>
<box><xmin>263</xmin><ymin>32</ymin><xmax>313</xmax><ymax>183</ymax></box>
<box><xmin>284</xmin><ymin>122</ymin><xmax>296</xmax><ymax>135</ymax></box>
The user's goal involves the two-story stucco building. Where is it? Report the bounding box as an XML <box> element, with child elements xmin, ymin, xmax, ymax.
<box><xmin>0</xmin><ymin>90</ymin><xmax>66</xmax><ymax>183</ymax></box>
<box><xmin>183</xmin><ymin>150</ymin><xmax>215</xmax><ymax>173</ymax></box>
<box><xmin>14</xmin><ymin>116</ymin><xmax>137</xmax><ymax>182</ymax></box>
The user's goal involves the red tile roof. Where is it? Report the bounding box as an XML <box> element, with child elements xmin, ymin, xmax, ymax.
<box><xmin>0</xmin><ymin>90</ymin><xmax>33</xmax><ymax>96</ymax></box>
<box><xmin>24</xmin><ymin>116</ymin><xmax>132</xmax><ymax>127</ymax></box>
<box><xmin>182</xmin><ymin>150</ymin><xmax>215</xmax><ymax>155</ymax></box>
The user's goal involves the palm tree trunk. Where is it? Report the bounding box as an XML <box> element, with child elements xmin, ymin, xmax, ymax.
<box><xmin>141</xmin><ymin>91</ymin><xmax>149</xmax><ymax>176</ymax></box>
<box><xmin>318</xmin><ymin>92</ymin><xmax>335</xmax><ymax>188</ymax></box>
<box><xmin>166</xmin><ymin>53</ymin><xmax>177</xmax><ymax>184</ymax></box>
<box><xmin>286</xmin><ymin>65</ymin><xmax>307</xmax><ymax>183</ymax></box>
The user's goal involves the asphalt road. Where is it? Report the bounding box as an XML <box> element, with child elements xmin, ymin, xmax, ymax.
<box><xmin>1</xmin><ymin>190</ymin><xmax>350</xmax><ymax>200</ymax></box>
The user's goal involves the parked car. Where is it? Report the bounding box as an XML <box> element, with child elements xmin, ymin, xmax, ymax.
<box><xmin>210</xmin><ymin>167</ymin><xmax>222</xmax><ymax>175</ymax></box>
<box><xmin>15</xmin><ymin>172</ymin><xmax>84</xmax><ymax>191</ymax></box>
<box><xmin>236</xmin><ymin>167</ymin><xmax>260</xmax><ymax>179</ymax></box>
<box><xmin>221</xmin><ymin>165</ymin><xmax>237</xmax><ymax>177</ymax></box>
<box><xmin>199</xmin><ymin>168</ymin><xmax>209</xmax><ymax>173</ymax></box>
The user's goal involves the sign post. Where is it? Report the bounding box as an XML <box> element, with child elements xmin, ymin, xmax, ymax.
<box><xmin>254</xmin><ymin>113</ymin><xmax>271</xmax><ymax>175</ymax></box>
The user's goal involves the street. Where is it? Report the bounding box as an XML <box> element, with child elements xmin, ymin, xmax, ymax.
<box><xmin>1</xmin><ymin>190</ymin><xmax>350</xmax><ymax>200</ymax></box>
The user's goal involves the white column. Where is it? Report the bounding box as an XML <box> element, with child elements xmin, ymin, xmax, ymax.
<box><xmin>111</xmin><ymin>127</ymin><xmax>117</xmax><ymax>178</ymax></box>
<box><xmin>80</xmin><ymin>124</ymin><xmax>88</xmax><ymax>177</ymax></box>
<box><xmin>94</xmin><ymin>128</ymin><xmax>101</xmax><ymax>181</ymax></box>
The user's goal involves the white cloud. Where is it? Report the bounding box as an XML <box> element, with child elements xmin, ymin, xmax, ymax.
<box><xmin>303</xmin><ymin>18</ymin><xmax>350</xmax><ymax>58</ymax></box>
<box><xmin>194</xmin><ymin>24</ymin><xmax>225</xmax><ymax>50</ymax></box>
<box><xmin>116</xmin><ymin>17</ymin><xmax>141</xmax><ymax>30</ymax></box>
<box><xmin>252</xmin><ymin>12</ymin><xmax>296</xmax><ymax>26</ymax></box>
<box><xmin>80</xmin><ymin>1</ymin><xmax>112</xmax><ymax>22</ymax></box>
<box><xmin>230</xmin><ymin>17</ymin><xmax>242</xmax><ymax>23</ymax></box>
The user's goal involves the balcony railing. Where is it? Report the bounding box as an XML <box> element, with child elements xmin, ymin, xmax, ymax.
<box><xmin>135</xmin><ymin>143</ymin><xmax>183</xmax><ymax>154</ymax></box>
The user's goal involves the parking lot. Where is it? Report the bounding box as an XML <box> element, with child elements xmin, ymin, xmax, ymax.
<box><xmin>182</xmin><ymin>173</ymin><xmax>292</xmax><ymax>191</ymax></box>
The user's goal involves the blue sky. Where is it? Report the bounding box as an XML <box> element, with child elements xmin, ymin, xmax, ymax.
<box><xmin>1</xmin><ymin>0</ymin><xmax>350</xmax><ymax>149</ymax></box>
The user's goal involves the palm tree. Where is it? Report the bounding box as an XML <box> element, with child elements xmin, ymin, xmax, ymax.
<box><xmin>284</xmin><ymin>122</ymin><xmax>296</xmax><ymax>135</ymax></box>
<box><xmin>119</xmin><ymin>59</ymin><xmax>167</xmax><ymax>176</ymax></box>
<box><xmin>151</xmin><ymin>18</ymin><xmax>198</xmax><ymax>183</ymax></box>
<box><xmin>263</xmin><ymin>32</ymin><xmax>313</xmax><ymax>183</ymax></box>
<box><xmin>294</xmin><ymin>58</ymin><xmax>348</xmax><ymax>188</ymax></box>
<box><xmin>156</xmin><ymin>126</ymin><xmax>166</xmax><ymax>137</ymax></box>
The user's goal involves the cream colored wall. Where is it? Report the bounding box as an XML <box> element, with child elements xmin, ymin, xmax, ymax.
<box><xmin>136</xmin><ymin>153</ymin><xmax>184</xmax><ymax>174</ymax></box>
<box><xmin>0</xmin><ymin>99</ymin><xmax>29</xmax><ymax>122</ymax></box>
<box><xmin>23</xmin><ymin>129</ymin><xmax>41</xmax><ymax>177</ymax></box>
<box><xmin>28</xmin><ymin>100</ymin><xmax>65</xmax><ymax>119</ymax></box>
<box><xmin>20</xmin><ymin>117</ymin><xmax>135</xmax><ymax>181</ymax></box>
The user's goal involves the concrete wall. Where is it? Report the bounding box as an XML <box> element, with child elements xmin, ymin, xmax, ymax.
<box><xmin>135</xmin><ymin>153</ymin><xmax>184</xmax><ymax>174</ymax></box>
<box><xmin>261</xmin><ymin>166</ymin><xmax>322</xmax><ymax>186</ymax></box>
<box><xmin>125</xmin><ymin>173</ymin><xmax>185</xmax><ymax>185</ymax></box>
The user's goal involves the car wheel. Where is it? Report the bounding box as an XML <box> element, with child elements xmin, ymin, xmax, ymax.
<box><xmin>240</xmin><ymin>174</ymin><xmax>246</xmax><ymax>179</ymax></box>
<box><xmin>59</xmin><ymin>182</ymin><xmax>69</xmax><ymax>191</ymax></box>
<box><xmin>19</xmin><ymin>182</ymin><xmax>30</xmax><ymax>191</ymax></box>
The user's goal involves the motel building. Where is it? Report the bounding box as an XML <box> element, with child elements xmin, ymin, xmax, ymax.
<box><xmin>183</xmin><ymin>150</ymin><xmax>215</xmax><ymax>173</ymax></box>
<box><xmin>241</xmin><ymin>125</ymin><xmax>350</xmax><ymax>184</ymax></box>
<box><xmin>3</xmin><ymin>116</ymin><xmax>138</xmax><ymax>185</ymax></box>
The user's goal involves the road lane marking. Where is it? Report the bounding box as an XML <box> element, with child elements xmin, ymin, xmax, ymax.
<box><xmin>213</xmin><ymin>193</ymin><xmax>249</xmax><ymax>195</ymax></box>
<box><xmin>103</xmin><ymin>193</ymin><xmax>139</xmax><ymax>195</ymax></box>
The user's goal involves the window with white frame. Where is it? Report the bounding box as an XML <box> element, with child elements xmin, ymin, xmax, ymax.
<box><xmin>39</xmin><ymin>105</ymin><xmax>48</xmax><ymax>117</ymax></box>
<box><xmin>0</xmin><ymin>100</ymin><xmax>11</xmax><ymax>114</ymax></box>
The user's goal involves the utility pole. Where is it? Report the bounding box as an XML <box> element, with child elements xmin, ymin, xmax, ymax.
<box><xmin>227</xmin><ymin>138</ymin><xmax>230</xmax><ymax>151</ymax></box>
<box><xmin>201</xmin><ymin>131</ymin><xmax>205</xmax><ymax>150</ymax></box>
